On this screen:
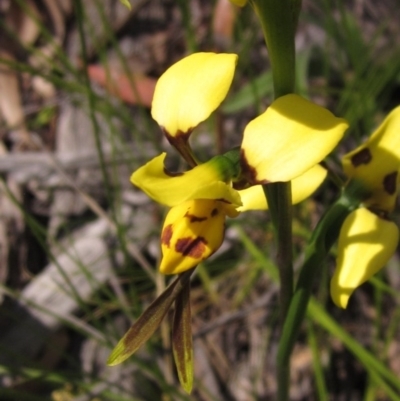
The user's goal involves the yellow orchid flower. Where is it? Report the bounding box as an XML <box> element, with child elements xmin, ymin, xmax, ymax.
<box><xmin>331</xmin><ymin>106</ymin><xmax>400</xmax><ymax>308</ymax></box>
<box><xmin>132</xmin><ymin>152</ymin><xmax>327</xmax><ymax>274</ymax></box>
<box><xmin>331</xmin><ymin>208</ymin><xmax>399</xmax><ymax>309</ymax></box>
<box><xmin>342</xmin><ymin>106</ymin><xmax>400</xmax><ymax>212</ymax></box>
<box><xmin>240</xmin><ymin>94</ymin><xmax>348</xmax><ymax>184</ymax></box>
<box><xmin>132</xmin><ymin>52</ymin><xmax>350</xmax><ymax>275</ymax></box>
<box><xmin>131</xmin><ymin>152</ymin><xmax>241</xmax><ymax>275</ymax></box>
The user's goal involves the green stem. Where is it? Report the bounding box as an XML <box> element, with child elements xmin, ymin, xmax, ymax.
<box><xmin>264</xmin><ymin>183</ymin><xmax>293</xmax><ymax>324</ymax></box>
<box><xmin>251</xmin><ymin>0</ymin><xmax>299</xmax><ymax>98</ymax></box>
<box><xmin>251</xmin><ymin>1</ymin><xmax>300</xmax><ymax>399</ymax></box>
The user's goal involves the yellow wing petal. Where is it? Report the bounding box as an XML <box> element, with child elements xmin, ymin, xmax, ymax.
<box><xmin>238</xmin><ymin>164</ymin><xmax>327</xmax><ymax>211</ymax></box>
<box><xmin>241</xmin><ymin>94</ymin><xmax>348</xmax><ymax>184</ymax></box>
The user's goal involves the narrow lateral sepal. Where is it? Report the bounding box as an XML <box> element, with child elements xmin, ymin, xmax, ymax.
<box><xmin>172</xmin><ymin>281</ymin><xmax>194</xmax><ymax>394</ymax></box>
<box><xmin>107</xmin><ymin>271</ymin><xmax>193</xmax><ymax>366</ymax></box>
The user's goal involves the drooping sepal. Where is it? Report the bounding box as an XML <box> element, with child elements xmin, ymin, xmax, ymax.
<box><xmin>107</xmin><ymin>271</ymin><xmax>193</xmax><ymax>366</ymax></box>
<box><xmin>330</xmin><ymin>208</ymin><xmax>399</xmax><ymax>309</ymax></box>
<box><xmin>240</xmin><ymin>94</ymin><xmax>348</xmax><ymax>184</ymax></box>
<box><xmin>172</xmin><ymin>282</ymin><xmax>194</xmax><ymax>394</ymax></box>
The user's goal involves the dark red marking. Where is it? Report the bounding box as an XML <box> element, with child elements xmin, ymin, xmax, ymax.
<box><xmin>211</xmin><ymin>208</ymin><xmax>219</xmax><ymax>217</ymax></box>
<box><xmin>175</xmin><ymin>236</ymin><xmax>207</xmax><ymax>258</ymax></box>
<box><xmin>350</xmin><ymin>148</ymin><xmax>372</xmax><ymax>167</ymax></box>
<box><xmin>161</xmin><ymin>224</ymin><xmax>173</xmax><ymax>247</ymax></box>
<box><xmin>184</xmin><ymin>212</ymin><xmax>207</xmax><ymax>223</ymax></box>
<box><xmin>240</xmin><ymin>149</ymin><xmax>269</xmax><ymax>185</ymax></box>
<box><xmin>383</xmin><ymin>171</ymin><xmax>398</xmax><ymax>195</ymax></box>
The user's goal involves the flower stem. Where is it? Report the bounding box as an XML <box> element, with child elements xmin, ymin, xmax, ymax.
<box><xmin>251</xmin><ymin>0</ymin><xmax>299</xmax><ymax>98</ymax></box>
<box><xmin>263</xmin><ymin>183</ymin><xmax>293</xmax><ymax>323</ymax></box>
<box><xmin>251</xmin><ymin>1</ymin><xmax>301</xmax><ymax>399</ymax></box>
<box><xmin>252</xmin><ymin>0</ymin><xmax>300</xmax><ymax>322</ymax></box>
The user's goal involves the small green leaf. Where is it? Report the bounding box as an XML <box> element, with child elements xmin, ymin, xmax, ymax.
<box><xmin>172</xmin><ymin>282</ymin><xmax>193</xmax><ymax>394</ymax></box>
<box><xmin>108</xmin><ymin>270</ymin><xmax>193</xmax><ymax>366</ymax></box>
<box><xmin>119</xmin><ymin>0</ymin><xmax>131</xmax><ymax>10</ymax></box>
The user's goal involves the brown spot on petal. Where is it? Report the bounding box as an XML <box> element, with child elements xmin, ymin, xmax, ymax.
<box><xmin>211</xmin><ymin>208</ymin><xmax>219</xmax><ymax>217</ymax></box>
<box><xmin>368</xmin><ymin>207</ymin><xmax>390</xmax><ymax>220</ymax></box>
<box><xmin>161</xmin><ymin>224</ymin><xmax>173</xmax><ymax>247</ymax></box>
<box><xmin>350</xmin><ymin>148</ymin><xmax>372</xmax><ymax>167</ymax></box>
<box><xmin>240</xmin><ymin>149</ymin><xmax>269</xmax><ymax>185</ymax></box>
<box><xmin>175</xmin><ymin>236</ymin><xmax>207</xmax><ymax>258</ymax></box>
<box><xmin>383</xmin><ymin>171</ymin><xmax>398</xmax><ymax>195</ymax></box>
<box><xmin>184</xmin><ymin>212</ymin><xmax>207</xmax><ymax>223</ymax></box>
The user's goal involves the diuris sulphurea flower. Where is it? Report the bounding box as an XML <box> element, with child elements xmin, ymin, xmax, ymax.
<box><xmin>133</xmin><ymin>52</ymin><xmax>348</xmax><ymax>275</ymax></box>
<box><xmin>331</xmin><ymin>106</ymin><xmax>400</xmax><ymax>309</ymax></box>
<box><xmin>131</xmin><ymin>151</ymin><xmax>328</xmax><ymax>275</ymax></box>
<box><xmin>109</xmin><ymin>52</ymin><xmax>348</xmax><ymax>391</ymax></box>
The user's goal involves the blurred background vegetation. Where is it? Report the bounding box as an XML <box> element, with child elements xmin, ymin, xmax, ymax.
<box><xmin>0</xmin><ymin>0</ymin><xmax>400</xmax><ymax>400</ymax></box>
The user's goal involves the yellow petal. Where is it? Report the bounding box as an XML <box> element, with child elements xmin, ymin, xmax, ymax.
<box><xmin>131</xmin><ymin>153</ymin><xmax>242</xmax><ymax>207</ymax></box>
<box><xmin>241</xmin><ymin>94</ymin><xmax>348</xmax><ymax>184</ymax></box>
<box><xmin>342</xmin><ymin>106</ymin><xmax>400</xmax><ymax>212</ymax></box>
<box><xmin>152</xmin><ymin>53</ymin><xmax>238</xmax><ymax>136</ymax></box>
<box><xmin>237</xmin><ymin>186</ymin><xmax>267</xmax><ymax>211</ymax></box>
<box><xmin>160</xmin><ymin>199</ymin><xmax>236</xmax><ymax>274</ymax></box>
<box><xmin>330</xmin><ymin>208</ymin><xmax>399</xmax><ymax>309</ymax></box>
<box><xmin>238</xmin><ymin>164</ymin><xmax>327</xmax><ymax>211</ymax></box>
